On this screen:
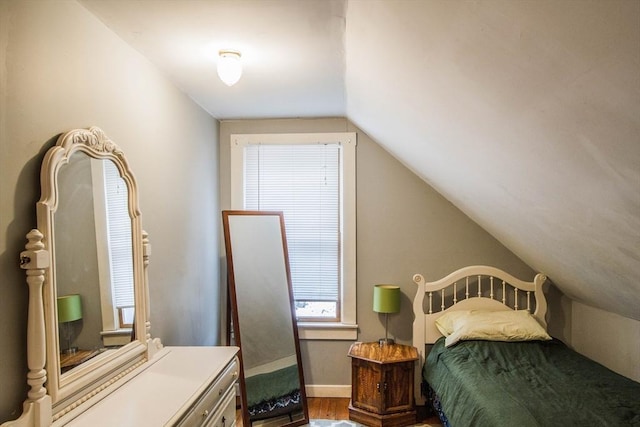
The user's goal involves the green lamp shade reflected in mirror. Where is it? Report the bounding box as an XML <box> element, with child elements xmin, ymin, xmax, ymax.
<box><xmin>58</xmin><ymin>294</ymin><xmax>83</xmax><ymax>323</ymax></box>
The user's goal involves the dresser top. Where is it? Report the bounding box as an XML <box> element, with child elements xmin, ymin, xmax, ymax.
<box><xmin>61</xmin><ymin>346</ymin><xmax>238</xmax><ymax>426</ymax></box>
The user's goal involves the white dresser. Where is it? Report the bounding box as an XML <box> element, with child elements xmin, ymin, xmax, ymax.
<box><xmin>57</xmin><ymin>347</ymin><xmax>239</xmax><ymax>427</ymax></box>
<box><xmin>4</xmin><ymin>128</ymin><xmax>243</xmax><ymax>427</ymax></box>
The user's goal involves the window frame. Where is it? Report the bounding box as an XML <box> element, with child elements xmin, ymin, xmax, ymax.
<box><xmin>92</xmin><ymin>159</ymin><xmax>135</xmax><ymax>346</ymax></box>
<box><xmin>230</xmin><ymin>132</ymin><xmax>357</xmax><ymax>340</ymax></box>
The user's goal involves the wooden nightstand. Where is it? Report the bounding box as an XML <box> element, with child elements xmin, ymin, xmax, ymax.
<box><xmin>348</xmin><ymin>342</ymin><xmax>418</xmax><ymax>427</ymax></box>
<box><xmin>60</xmin><ymin>349</ymin><xmax>100</xmax><ymax>372</ymax></box>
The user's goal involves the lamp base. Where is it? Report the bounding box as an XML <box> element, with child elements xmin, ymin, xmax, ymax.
<box><xmin>378</xmin><ymin>338</ymin><xmax>395</xmax><ymax>346</ymax></box>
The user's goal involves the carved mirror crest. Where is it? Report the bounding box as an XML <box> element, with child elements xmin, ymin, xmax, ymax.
<box><xmin>14</xmin><ymin>127</ymin><xmax>161</xmax><ymax>425</ymax></box>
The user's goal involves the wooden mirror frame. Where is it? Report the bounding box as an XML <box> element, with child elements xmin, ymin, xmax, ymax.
<box><xmin>7</xmin><ymin>127</ymin><xmax>162</xmax><ymax>427</ymax></box>
<box><xmin>222</xmin><ymin>210</ymin><xmax>309</xmax><ymax>427</ymax></box>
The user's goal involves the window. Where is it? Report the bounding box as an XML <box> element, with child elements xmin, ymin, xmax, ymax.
<box><xmin>231</xmin><ymin>133</ymin><xmax>357</xmax><ymax>340</ymax></box>
<box><xmin>103</xmin><ymin>160</ymin><xmax>135</xmax><ymax>328</ymax></box>
<box><xmin>92</xmin><ymin>158</ymin><xmax>135</xmax><ymax>345</ymax></box>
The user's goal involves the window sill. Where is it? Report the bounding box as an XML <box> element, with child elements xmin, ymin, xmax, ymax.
<box><xmin>297</xmin><ymin>322</ymin><xmax>358</xmax><ymax>340</ymax></box>
<box><xmin>101</xmin><ymin>328</ymin><xmax>132</xmax><ymax>347</ymax></box>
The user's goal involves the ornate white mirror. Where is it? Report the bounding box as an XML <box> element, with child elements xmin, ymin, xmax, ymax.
<box><xmin>7</xmin><ymin>127</ymin><xmax>161</xmax><ymax>427</ymax></box>
<box><xmin>222</xmin><ymin>211</ymin><xmax>309</xmax><ymax>427</ymax></box>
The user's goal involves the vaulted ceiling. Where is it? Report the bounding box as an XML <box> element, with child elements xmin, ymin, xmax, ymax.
<box><xmin>79</xmin><ymin>0</ymin><xmax>639</xmax><ymax>321</ymax></box>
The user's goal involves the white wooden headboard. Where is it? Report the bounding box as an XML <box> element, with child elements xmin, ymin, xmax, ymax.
<box><xmin>411</xmin><ymin>265</ymin><xmax>548</xmax><ymax>405</ymax></box>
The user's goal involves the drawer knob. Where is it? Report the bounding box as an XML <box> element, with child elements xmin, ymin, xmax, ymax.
<box><xmin>203</xmin><ymin>409</ymin><xmax>209</xmax><ymax>417</ymax></box>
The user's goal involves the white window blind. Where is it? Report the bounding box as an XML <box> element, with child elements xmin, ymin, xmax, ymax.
<box><xmin>103</xmin><ymin>161</ymin><xmax>134</xmax><ymax>311</ymax></box>
<box><xmin>244</xmin><ymin>144</ymin><xmax>341</xmax><ymax>309</ymax></box>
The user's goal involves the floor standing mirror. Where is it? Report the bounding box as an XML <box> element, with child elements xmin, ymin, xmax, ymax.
<box><xmin>222</xmin><ymin>210</ymin><xmax>309</xmax><ymax>427</ymax></box>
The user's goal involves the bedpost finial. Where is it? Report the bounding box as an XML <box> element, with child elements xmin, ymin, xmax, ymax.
<box><xmin>534</xmin><ymin>273</ymin><xmax>547</xmax><ymax>286</ymax></box>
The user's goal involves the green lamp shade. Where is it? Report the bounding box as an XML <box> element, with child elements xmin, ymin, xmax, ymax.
<box><xmin>57</xmin><ymin>294</ymin><xmax>83</xmax><ymax>323</ymax></box>
<box><xmin>373</xmin><ymin>285</ymin><xmax>401</xmax><ymax>314</ymax></box>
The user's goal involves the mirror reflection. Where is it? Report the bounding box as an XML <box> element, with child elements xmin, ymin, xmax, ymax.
<box><xmin>55</xmin><ymin>151</ymin><xmax>135</xmax><ymax>373</ymax></box>
<box><xmin>223</xmin><ymin>211</ymin><xmax>309</xmax><ymax>427</ymax></box>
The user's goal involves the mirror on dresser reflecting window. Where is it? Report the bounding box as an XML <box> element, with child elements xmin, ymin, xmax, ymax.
<box><xmin>55</xmin><ymin>151</ymin><xmax>136</xmax><ymax>368</ymax></box>
<box><xmin>7</xmin><ymin>127</ymin><xmax>162</xmax><ymax>426</ymax></box>
<box><xmin>222</xmin><ymin>211</ymin><xmax>309</xmax><ymax>427</ymax></box>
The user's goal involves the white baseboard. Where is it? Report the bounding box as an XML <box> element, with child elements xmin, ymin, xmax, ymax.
<box><xmin>305</xmin><ymin>384</ymin><xmax>351</xmax><ymax>398</ymax></box>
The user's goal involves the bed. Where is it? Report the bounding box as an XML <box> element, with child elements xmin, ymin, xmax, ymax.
<box><xmin>412</xmin><ymin>265</ymin><xmax>640</xmax><ymax>426</ymax></box>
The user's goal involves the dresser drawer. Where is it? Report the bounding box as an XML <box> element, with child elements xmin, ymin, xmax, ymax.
<box><xmin>177</xmin><ymin>356</ymin><xmax>239</xmax><ymax>426</ymax></box>
<box><xmin>203</xmin><ymin>386</ymin><xmax>236</xmax><ymax>427</ymax></box>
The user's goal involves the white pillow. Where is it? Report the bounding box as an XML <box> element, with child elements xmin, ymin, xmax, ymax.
<box><xmin>435</xmin><ymin>310</ymin><xmax>472</xmax><ymax>336</ymax></box>
<box><xmin>443</xmin><ymin>310</ymin><xmax>552</xmax><ymax>347</ymax></box>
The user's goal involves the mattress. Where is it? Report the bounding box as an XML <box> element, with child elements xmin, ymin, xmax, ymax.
<box><xmin>423</xmin><ymin>337</ymin><xmax>640</xmax><ymax>426</ymax></box>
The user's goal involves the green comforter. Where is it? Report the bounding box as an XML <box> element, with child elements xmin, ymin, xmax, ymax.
<box><xmin>245</xmin><ymin>363</ymin><xmax>300</xmax><ymax>407</ymax></box>
<box><xmin>424</xmin><ymin>338</ymin><xmax>640</xmax><ymax>427</ymax></box>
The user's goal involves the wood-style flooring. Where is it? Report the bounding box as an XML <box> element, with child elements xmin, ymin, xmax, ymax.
<box><xmin>307</xmin><ymin>397</ymin><xmax>351</xmax><ymax>420</ymax></box>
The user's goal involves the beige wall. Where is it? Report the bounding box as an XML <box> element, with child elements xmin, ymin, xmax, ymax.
<box><xmin>0</xmin><ymin>1</ymin><xmax>220</xmax><ymax>422</ymax></box>
<box><xmin>571</xmin><ymin>301</ymin><xmax>640</xmax><ymax>382</ymax></box>
<box><xmin>219</xmin><ymin>118</ymin><xmax>543</xmax><ymax>389</ymax></box>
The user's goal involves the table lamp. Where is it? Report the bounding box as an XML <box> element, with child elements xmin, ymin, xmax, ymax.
<box><xmin>373</xmin><ymin>284</ymin><xmax>400</xmax><ymax>345</ymax></box>
<box><xmin>58</xmin><ymin>294</ymin><xmax>83</xmax><ymax>354</ymax></box>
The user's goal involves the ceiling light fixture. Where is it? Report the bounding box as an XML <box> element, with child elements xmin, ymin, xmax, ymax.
<box><xmin>217</xmin><ymin>50</ymin><xmax>242</xmax><ymax>87</ymax></box>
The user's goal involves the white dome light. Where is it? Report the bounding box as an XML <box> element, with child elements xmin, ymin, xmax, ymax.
<box><xmin>217</xmin><ymin>50</ymin><xmax>242</xmax><ymax>86</ymax></box>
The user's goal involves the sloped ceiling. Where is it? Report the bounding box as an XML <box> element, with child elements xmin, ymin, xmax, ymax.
<box><xmin>79</xmin><ymin>0</ymin><xmax>639</xmax><ymax>321</ymax></box>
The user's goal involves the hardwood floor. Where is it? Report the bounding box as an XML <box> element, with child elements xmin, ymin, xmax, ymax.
<box><xmin>307</xmin><ymin>397</ymin><xmax>351</xmax><ymax>420</ymax></box>
<box><xmin>309</xmin><ymin>398</ymin><xmax>442</xmax><ymax>425</ymax></box>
